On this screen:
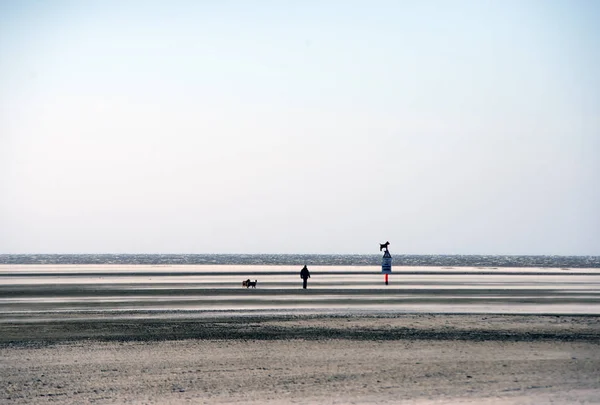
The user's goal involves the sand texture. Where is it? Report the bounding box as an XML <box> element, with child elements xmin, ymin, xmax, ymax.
<box><xmin>1</xmin><ymin>314</ymin><xmax>600</xmax><ymax>404</ymax></box>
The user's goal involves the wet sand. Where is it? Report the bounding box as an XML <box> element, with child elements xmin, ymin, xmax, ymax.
<box><xmin>2</xmin><ymin>264</ymin><xmax>600</xmax><ymax>315</ymax></box>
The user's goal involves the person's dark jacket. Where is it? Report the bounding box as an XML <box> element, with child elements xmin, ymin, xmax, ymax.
<box><xmin>300</xmin><ymin>266</ymin><xmax>310</xmax><ymax>280</ymax></box>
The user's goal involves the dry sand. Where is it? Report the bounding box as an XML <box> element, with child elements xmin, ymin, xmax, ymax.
<box><xmin>1</xmin><ymin>314</ymin><xmax>600</xmax><ymax>404</ymax></box>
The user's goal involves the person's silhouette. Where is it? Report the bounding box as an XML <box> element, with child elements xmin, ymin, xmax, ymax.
<box><xmin>300</xmin><ymin>265</ymin><xmax>310</xmax><ymax>289</ymax></box>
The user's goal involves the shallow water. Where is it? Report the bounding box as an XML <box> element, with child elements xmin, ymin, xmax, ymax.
<box><xmin>1</xmin><ymin>265</ymin><xmax>599</xmax><ymax>318</ymax></box>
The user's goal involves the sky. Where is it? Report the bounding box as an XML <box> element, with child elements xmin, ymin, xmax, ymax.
<box><xmin>1</xmin><ymin>0</ymin><xmax>599</xmax><ymax>255</ymax></box>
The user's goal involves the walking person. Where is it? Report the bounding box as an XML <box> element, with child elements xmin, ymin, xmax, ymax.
<box><xmin>300</xmin><ymin>265</ymin><xmax>310</xmax><ymax>289</ymax></box>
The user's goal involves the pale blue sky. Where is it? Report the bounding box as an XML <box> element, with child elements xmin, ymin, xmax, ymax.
<box><xmin>1</xmin><ymin>0</ymin><xmax>598</xmax><ymax>254</ymax></box>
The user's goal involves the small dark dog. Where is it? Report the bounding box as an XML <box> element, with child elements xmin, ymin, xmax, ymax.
<box><xmin>242</xmin><ymin>279</ymin><xmax>257</xmax><ymax>288</ymax></box>
<box><xmin>380</xmin><ymin>241</ymin><xmax>390</xmax><ymax>251</ymax></box>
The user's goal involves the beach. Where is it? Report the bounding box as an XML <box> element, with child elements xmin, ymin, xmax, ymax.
<box><xmin>2</xmin><ymin>314</ymin><xmax>600</xmax><ymax>404</ymax></box>
<box><xmin>1</xmin><ymin>264</ymin><xmax>600</xmax><ymax>404</ymax></box>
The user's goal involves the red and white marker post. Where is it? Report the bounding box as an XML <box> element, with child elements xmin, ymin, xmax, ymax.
<box><xmin>382</xmin><ymin>250</ymin><xmax>392</xmax><ymax>285</ymax></box>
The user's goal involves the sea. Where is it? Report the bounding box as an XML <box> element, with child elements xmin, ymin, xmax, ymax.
<box><xmin>1</xmin><ymin>254</ymin><xmax>599</xmax><ymax>267</ymax></box>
